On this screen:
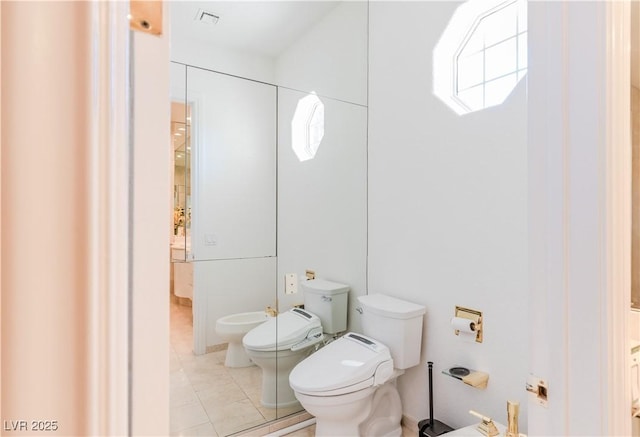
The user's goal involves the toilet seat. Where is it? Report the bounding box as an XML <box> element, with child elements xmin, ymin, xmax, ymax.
<box><xmin>290</xmin><ymin>332</ymin><xmax>394</xmax><ymax>397</ymax></box>
<box><xmin>243</xmin><ymin>308</ymin><xmax>323</xmax><ymax>352</ymax></box>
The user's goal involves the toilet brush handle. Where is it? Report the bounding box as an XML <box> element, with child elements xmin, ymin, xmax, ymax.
<box><xmin>428</xmin><ymin>361</ymin><xmax>434</xmax><ymax>428</ymax></box>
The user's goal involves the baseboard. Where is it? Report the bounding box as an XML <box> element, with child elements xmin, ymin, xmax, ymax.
<box><xmin>176</xmin><ymin>296</ymin><xmax>192</xmax><ymax>307</ymax></box>
<box><xmin>205</xmin><ymin>342</ymin><xmax>228</xmax><ymax>354</ymax></box>
<box><xmin>233</xmin><ymin>411</ymin><xmax>313</xmax><ymax>436</ymax></box>
<box><xmin>234</xmin><ymin>412</ymin><xmax>415</xmax><ymax>436</ymax></box>
<box><xmin>170</xmin><ymin>293</ymin><xmax>192</xmax><ymax>307</ymax></box>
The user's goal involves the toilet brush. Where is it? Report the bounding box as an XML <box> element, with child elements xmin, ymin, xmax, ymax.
<box><xmin>418</xmin><ymin>362</ymin><xmax>454</xmax><ymax>437</ymax></box>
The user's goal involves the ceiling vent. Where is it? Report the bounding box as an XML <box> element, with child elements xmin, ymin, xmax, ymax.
<box><xmin>194</xmin><ymin>9</ymin><xmax>220</xmax><ymax>25</ymax></box>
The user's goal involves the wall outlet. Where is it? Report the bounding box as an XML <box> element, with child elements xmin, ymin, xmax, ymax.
<box><xmin>285</xmin><ymin>273</ymin><xmax>298</xmax><ymax>294</ymax></box>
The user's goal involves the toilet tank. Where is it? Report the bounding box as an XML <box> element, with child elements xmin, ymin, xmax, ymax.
<box><xmin>302</xmin><ymin>279</ymin><xmax>349</xmax><ymax>334</ymax></box>
<box><xmin>357</xmin><ymin>294</ymin><xmax>426</xmax><ymax>369</ymax></box>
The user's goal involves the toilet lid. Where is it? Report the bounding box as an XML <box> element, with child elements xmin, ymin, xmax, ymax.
<box><xmin>243</xmin><ymin>308</ymin><xmax>321</xmax><ymax>352</ymax></box>
<box><xmin>289</xmin><ymin>333</ymin><xmax>393</xmax><ymax>396</ymax></box>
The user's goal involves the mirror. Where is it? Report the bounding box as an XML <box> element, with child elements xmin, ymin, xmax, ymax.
<box><xmin>188</xmin><ymin>67</ymin><xmax>277</xmax><ymax>261</ymax></box>
<box><xmin>276</xmin><ymin>87</ymin><xmax>368</xmax><ymax>332</ymax></box>
<box><xmin>169</xmin><ymin>2</ymin><xmax>368</xmax><ymax>435</ymax></box>
<box><xmin>171</xmin><ymin>100</ymin><xmax>191</xmax><ymax>262</ymax></box>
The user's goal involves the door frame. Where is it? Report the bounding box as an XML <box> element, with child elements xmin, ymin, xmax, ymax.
<box><xmin>527</xmin><ymin>1</ymin><xmax>631</xmax><ymax>435</ymax></box>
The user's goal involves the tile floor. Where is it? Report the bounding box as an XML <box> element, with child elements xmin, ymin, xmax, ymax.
<box><xmin>170</xmin><ymin>300</ymin><xmax>302</xmax><ymax>436</ymax></box>
<box><xmin>171</xmin><ymin>300</ymin><xmax>417</xmax><ymax>437</ymax></box>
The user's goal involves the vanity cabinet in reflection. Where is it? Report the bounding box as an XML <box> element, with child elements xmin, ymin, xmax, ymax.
<box><xmin>171</xmin><ymin>247</ymin><xmax>193</xmax><ymax>301</ymax></box>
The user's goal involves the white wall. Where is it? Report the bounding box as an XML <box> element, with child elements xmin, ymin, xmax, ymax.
<box><xmin>275</xmin><ymin>1</ymin><xmax>368</xmax><ymax>105</ymax></box>
<box><xmin>368</xmin><ymin>1</ymin><xmax>528</xmax><ymax>430</ymax></box>
<box><xmin>171</xmin><ymin>37</ymin><xmax>275</xmax><ymax>85</ymax></box>
<box><xmin>276</xmin><ymin>88</ymin><xmax>368</xmax><ymax>329</ymax></box>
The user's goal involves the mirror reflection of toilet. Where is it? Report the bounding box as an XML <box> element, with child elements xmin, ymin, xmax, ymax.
<box><xmin>289</xmin><ymin>294</ymin><xmax>426</xmax><ymax>437</ymax></box>
<box><xmin>242</xmin><ymin>279</ymin><xmax>350</xmax><ymax>409</ymax></box>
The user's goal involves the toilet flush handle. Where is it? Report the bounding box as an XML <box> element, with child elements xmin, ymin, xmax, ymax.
<box><xmin>356</xmin><ymin>307</ymin><xmax>363</xmax><ymax>314</ymax></box>
<box><xmin>322</xmin><ymin>295</ymin><xmax>332</xmax><ymax>302</ymax></box>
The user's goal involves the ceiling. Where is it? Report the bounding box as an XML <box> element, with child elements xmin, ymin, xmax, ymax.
<box><xmin>170</xmin><ymin>1</ymin><xmax>340</xmax><ymax>58</ymax></box>
<box><xmin>171</xmin><ymin>2</ymin><xmax>640</xmax><ymax>88</ymax></box>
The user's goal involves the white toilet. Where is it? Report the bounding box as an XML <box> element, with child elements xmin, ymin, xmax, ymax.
<box><xmin>215</xmin><ymin>311</ymin><xmax>270</xmax><ymax>367</ymax></box>
<box><xmin>289</xmin><ymin>293</ymin><xmax>426</xmax><ymax>437</ymax></box>
<box><xmin>242</xmin><ymin>279</ymin><xmax>350</xmax><ymax>409</ymax></box>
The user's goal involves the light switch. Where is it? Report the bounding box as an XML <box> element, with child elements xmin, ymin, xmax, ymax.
<box><xmin>204</xmin><ymin>233</ymin><xmax>217</xmax><ymax>246</ymax></box>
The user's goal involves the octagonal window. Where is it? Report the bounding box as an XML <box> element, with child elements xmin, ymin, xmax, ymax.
<box><xmin>292</xmin><ymin>93</ymin><xmax>325</xmax><ymax>162</ymax></box>
<box><xmin>434</xmin><ymin>0</ymin><xmax>527</xmax><ymax>115</ymax></box>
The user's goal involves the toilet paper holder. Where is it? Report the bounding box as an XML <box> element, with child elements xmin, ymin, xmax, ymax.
<box><xmin>453</xmin><ymin>306</ymin><xmax>483</xmax><ymax>343</ymax></box>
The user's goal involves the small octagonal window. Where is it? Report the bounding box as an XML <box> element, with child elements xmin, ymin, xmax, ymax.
<box><xmin>434</xmin><ymin>0</ymin><xmax>527</xmax><ymax>115</ymax></box>
<box><xmin>292</xmin><ymin>93</ymin><xmax>325</xmax><ymax>162</ymax></box>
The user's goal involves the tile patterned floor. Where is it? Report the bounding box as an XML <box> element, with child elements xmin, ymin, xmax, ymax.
<box><xmin>170</xmin><ymin>300</ymin><xmax>302</xmax><ymax>436</ymax></box>
<box><xmin>171</xmin><ymin>300</ymin><xmax>418</xmax><ymax>437</ymax></box>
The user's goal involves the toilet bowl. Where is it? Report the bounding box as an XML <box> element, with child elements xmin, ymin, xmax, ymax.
<box><xmin>290</xmin><ymin>333</ymin><xmax>402</xmax><ymax>437</ymax></box>
<box><xmin>215</xmin><ymin>311</ymin><xmax>270</xmax><ymax>367</ymax></box>
<box><xmin>243</xmin><ymin>308</ymin><xmax>324</xmax><ymax>408</ymax></box>
<box><xmin>290</xmin><ymin>294</ymin><xmax>426</xmax><ymax>437</ymax></box>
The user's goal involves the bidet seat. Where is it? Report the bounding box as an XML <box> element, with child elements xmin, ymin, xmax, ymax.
<box><xmin>243</xmin><ymin>308</ymin><xmax>321</xmax><ymax>352</ymax></box>
<box><xmin>290</xmin><ymin>332</ymin><xmax>394</xmax><ymax>397</ymax></box>
<box><xmin>291</xmin><ymin>326</ymin><xmax>324</xmax><ymax>351</ymax></box>
<box><xmin>289</xmin><ymin>294</ymin><xmax>425</xmax><ymax>437</ymax></box>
